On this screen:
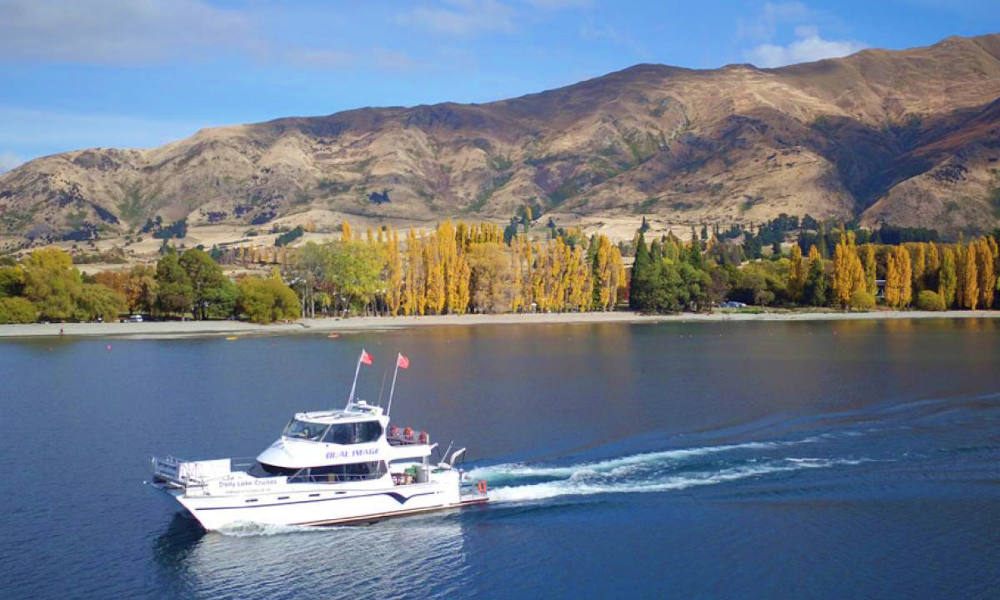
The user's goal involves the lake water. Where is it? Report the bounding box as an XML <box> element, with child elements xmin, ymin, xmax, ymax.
<box><xmin>1</xmin><ymin>319</ymin><xmax>999</xmax><ymax>599</ymax></box>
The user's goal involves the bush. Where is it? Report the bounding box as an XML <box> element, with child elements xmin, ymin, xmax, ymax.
<box><xmin>916</xmin><ymin>290</ymin><xmax>946</xmax><ymax>311</ymax></box>
<box><xmin>0</xmin><ymin>297</ymin><xmax>38</xmax><ymax>323</ymax></box>
<box><xmin>237</xmin><ymin>272</ymin><xmax>301</xmax><ymax>323</ymax></box>
<box><xmin>848</xmin><ymin>290</ymin><xmax>876</xmax><ymax>310</ymax></box>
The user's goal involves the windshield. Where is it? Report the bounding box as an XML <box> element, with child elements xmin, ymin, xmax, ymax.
<box><xmin>282</xmin><ymin>419</ymin><xmax>329</xmax><ymax>441</ymax></box>
<box><xmin>321</xmin><ymin>421</ymin><xmax>383</xmax><ymax>445</ymax></box>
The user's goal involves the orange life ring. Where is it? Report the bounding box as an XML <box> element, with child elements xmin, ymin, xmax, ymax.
<box><xmin>477</xmin><ymin>480</ymin><xmax>488</xmax><ymax>494</ymax></box>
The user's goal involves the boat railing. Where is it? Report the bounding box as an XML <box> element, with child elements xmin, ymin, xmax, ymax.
<box><xmin>387</xmin><ymin>428</ymin><xmax>429</xmax><ymax>446</ymax></box>
<box><xmin>152</xmin><ymin>455</ymin><xmax>257</xmax><ymax>486</ymax></box>
<box><xmin>288</xmin><ymin>467</ymin><xmax>389</xmax><ymax>484</ymax></box>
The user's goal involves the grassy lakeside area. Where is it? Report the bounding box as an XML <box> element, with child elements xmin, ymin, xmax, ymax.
<box><xmin>3</xmin><ymin>309</ymin><xmax>1000</xmax><ymax>340</ymax></box>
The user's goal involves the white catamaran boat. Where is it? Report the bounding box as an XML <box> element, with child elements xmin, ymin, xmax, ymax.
<box><xmin>151</xmin><ymin>351</ymin><xmax>488</xmax><ymax>530</ymax></box>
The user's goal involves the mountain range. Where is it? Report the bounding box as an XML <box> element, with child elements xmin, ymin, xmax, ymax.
<box><xmin>2</xmin><ymin>32</ymin><xmax>1000</xmax><ymax>250</ymax></box>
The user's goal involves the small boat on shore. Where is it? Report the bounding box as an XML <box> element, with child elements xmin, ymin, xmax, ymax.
<box><xmin>150</xmin><ymin>351</ymin><xmax>487</xmax><ymax>530</ymax></box>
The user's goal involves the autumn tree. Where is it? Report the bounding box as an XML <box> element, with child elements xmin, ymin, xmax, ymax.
<box><xmin>924</xmin><ymin>242</ymin><xmax>940</xmax><ymax>291</ymax></box>
<box><xmin>467</xmin><ymin>243</ymin><xmax>513</xmax><ymax>313</ymax></box>
<box><xmin>957</xmin><ymin>242</ymin><xmax>979</xmax><ymax>309</ymax></box>
<box><xmin>907</xmin><ymin>243</ymin><xmax>926</xmax><ymax>294</ymax></box>
<box><xmin>22</xmin><ymin>248</ymin><xmax>81</xmax><ymax>320</ymax></box>
<box><xmin>976</xmin><ymin>237</ymin><xmax>995</xmax><ymax>309</ymax></box>
<box><xmin>787</xmin><ymin>243</ymin><xmax>805</xmax><ymax>303</ymax></box>
<box><xmin>863</xmin><ymin>245</ymin><xmax>877</xmax><ymax>297</ymax></box>
<box><xmin>938</xmin><ymin>246</ymin><xmax>957</xmax><ymax>308</ymax></box>
<box><xmin>832</xmin><ymin>232</ymin><xmax>865</xmax><ymax>308</ymax></box>
<box><xmin>386</xmin><ymin>229</ymin><xmax>403</xmax><ymax>316</ymax></box>
<box><xmin>884</xmin><ymin>246</ymin><xmax>912</xmax><ymax>308</ymax></box>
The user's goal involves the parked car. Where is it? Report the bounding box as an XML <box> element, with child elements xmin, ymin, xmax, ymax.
<box><xmin>721</xmin><ymin>301</ymin><xmax>747</xmax><ymax>309</ymax></box>
<box><xmin>128</xmin><ymin>314</ymin><xmax>143</xmax><ymax>322</ymax></box>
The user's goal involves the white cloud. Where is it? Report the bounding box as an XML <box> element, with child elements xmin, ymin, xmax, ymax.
<box><xmin>396</xmin><ymin>0</ymin><xmax>517</xmax><ymax>36</ymax></box>
<box><xmin>0</xmin><ymin>151</ymin><xmax>23</xmax><ymax>173</ymax></box>
<box><xmin>746</xmin><ymin>26</ymin><xmax>867</xmax><ymax>67</ymax></box>
<box><xmin>737</xmin><ymin>1</ymin><xmax>811</xmax><ymax>42</ymax></box>
<box><xmin>0</xmin><ymin>0</ymin><xmax>257</xmax><ymax>65</ymax></box>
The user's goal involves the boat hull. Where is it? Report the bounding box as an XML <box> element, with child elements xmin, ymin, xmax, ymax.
<box><xmin>159</xmin><ymin>477</ymin><xmax>487</xmax><ymax>530</ymax></box>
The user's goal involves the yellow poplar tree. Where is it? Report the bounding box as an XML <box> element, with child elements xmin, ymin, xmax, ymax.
<box><xmin>925</xmin><ymin>242</ymin><xmax>940</xmax><ymax>290</ymax></box>
<box><xmin>976</xmin><ymin>237</ymin><xmax>994</xmax><ymax>309</ymax></box>
<box><xmin>510</xmin><ymin>240</ymin><xmax>525</xmax><ymax>312</ymax></box>
<box><xmin>863</xmin><ymin>244</ymin><xmax>877</xmax><ymax>296</ymax></box>
<box><xmin>833</xmin><ymin>232</ymin><xmax>865</xmax><ymax>307</ymax></box>
<box><xmin>910</xmin><ymin>243</ymin><xmax>926</xmax><ymax>293</ymax></box>
<box><xmin>424</xmin><ymin>238</ymin><xmax>445</xmax><ymax>314</ymax></box>
<box><xmin>897</xmin><ymin>246</ymin><xmax>912</xmax><ymax>307</ymax></box>
<box><xmin>960</xmin><ymin>242</ymin><xmax>978</xmax><ymax>310</ymax></box>
<box><xmin>386</xmin><ymin>229</ymin><xmax>403</xmax><ymax>315</ymax></box>
<box><xmin>787</xmin><ymin>244</ymin><xmax>805</xmax><ymax>302</ymax></box>
<box><xmin>885</xmin><ymin>249</ymin><xmax>902</xmax><ymax>307</ymax></box>
<box><xmin>939</xmin><ymin>246</ymin><xmax>957</xmax><ymax>308</ymax></box>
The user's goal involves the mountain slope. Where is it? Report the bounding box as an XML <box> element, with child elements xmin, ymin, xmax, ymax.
<box><xmin>2</xmin><ymin>33</ymin><xmax>1000</xmax><ymax>248</ymax></box>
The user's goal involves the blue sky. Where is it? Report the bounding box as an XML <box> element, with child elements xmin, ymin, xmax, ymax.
<box><xmin>1</xmin><ymin>0</ymin><xmax>998</xmax><ymax>172</ymax></box>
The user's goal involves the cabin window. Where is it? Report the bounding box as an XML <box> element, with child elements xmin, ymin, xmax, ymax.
<box><xmin>283</xmin><ymin>419</ymin><xmax>329</xmax><ymax>442</ymax></box>
<box><xmin>321</xmin><ymin>421</ymin><xmax>383</xmax><ymax>445</ymax></box>
<box><xmin>290</xmin><ymin>461</ymin><xmax>388</xmax><ymax>483</ymax></box>
<box><xmin>248</xmin><ymin>462</ymin><xmax>298</xmax><ymax>478</ymax></box>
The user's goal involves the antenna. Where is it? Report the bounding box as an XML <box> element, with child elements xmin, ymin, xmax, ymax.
<box><xmin>377</xmin><ymin>368</ymin><xmax>388</xmax><ymax>407</ymax></box>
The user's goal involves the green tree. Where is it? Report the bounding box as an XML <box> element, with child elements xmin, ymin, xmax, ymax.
<box><xmin>916</xmin><ymin>290</ymin><xmax>946</xmax><ymax>311</ymax></box>
<box><xmin>629</xmin><ymin>232</ymin><xmax>650</xmax><ymax>309</ymax></box>
<box><xmin>0</xmin><ymin>265</ymin><xmax>25</xmax><ymax>297</ymax></box>
<box><xmin>0</xmin><ymin>297</ymin><xmax>37</xmax><ymax>323</ymax></box>
<box><xmin>237</xmin><ymin>271</ymin><xmax>302</xmax><ymax>323</ymax></box>
<box><xmin>22</xmin><ymin>248</ymin><xmax>82</xmax><ymax>320</ymax></box>
<box><xmin>803</xmin><ymin>245</ymin><xmax>827</xmax><ymax>306</ymax></box>
<box><xmin>202</xmin><ymin>278</ymin><xmax>238</xmax><ymax>319</ymax></box>
<box><xmin>325</xmin><ymin>241</ymin><xmax>383</xmax><ymax>314</ymax></box>
<box><xmin>75</xmin><ymin>283</ymin><xmax>126</xmax><ymax>322</ymax></box>
<box><xmin>155</xmin><ymin>251</ymin><xmax>194</xmax><ymax>317</ymax></box>
<box><xmin>179</xmin><ymin>248</ymin><xmax>227</xmax><ymax>320</ymax></box>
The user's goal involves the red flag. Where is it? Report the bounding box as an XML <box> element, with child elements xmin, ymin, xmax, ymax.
<box><xmin>397</xmin><ymin>353</ymin><xmax>409</xmax><ymax>369</ymax></box>
<box><xmin>360</xmin><ymin>349</ymin><xmax>373</xmax><ymax>365</ymax></box>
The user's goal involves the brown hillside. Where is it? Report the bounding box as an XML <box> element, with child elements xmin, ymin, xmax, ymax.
<box><xmin>2</xmin><ymin>33</ymin><xmax>1000</xmax><ymax>250</ymax></box>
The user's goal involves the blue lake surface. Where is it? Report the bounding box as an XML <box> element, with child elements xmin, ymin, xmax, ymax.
<box><xmin>1</xmin><ymin>319</ymin><xmax>999</xmax><ymax>599</ymax></box>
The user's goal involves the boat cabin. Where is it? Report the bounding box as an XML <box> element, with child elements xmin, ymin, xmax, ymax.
<box><xmin>249</xmin><ymin>400</ymin><xmax>434</xmax><ymax>485</ymax></box>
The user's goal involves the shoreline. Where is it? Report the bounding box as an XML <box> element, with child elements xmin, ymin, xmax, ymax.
<box><xmin>2</xmin><ymin>309</ymin><xmax>1000</xmax><ymax>339</ymax></box>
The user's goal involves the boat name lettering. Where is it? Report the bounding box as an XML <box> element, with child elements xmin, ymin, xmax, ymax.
<box><xmin>325</xmin><ymin>447</ymin><xmax>379</xmax><ymax>459</ymax></box>
<box><xmin>217</xmin><ymin>479</ymin><xmax>278</xmax><ymax>489</ymax></box>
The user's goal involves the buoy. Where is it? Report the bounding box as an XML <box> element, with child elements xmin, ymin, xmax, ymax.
<box><xmin>477</xmin><ymin>480</ymin><xmax>488</xmax><ymax>495</ymax></box>
<box><xmin>106</xmin><ymin>344</ymin><xmax>112</xmax><ymax>351</ymax></box>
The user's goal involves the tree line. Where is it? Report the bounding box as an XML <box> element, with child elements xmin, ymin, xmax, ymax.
<box><xmin>283</xmin><ymin>220</ymin><xmax>626</xmax><ymax>317</ymax></box>
<box><xmin>0</xmin><ymin>219</ymin><xmax>627</xmax><ymax>324</ymax></box>
<box><xmin>0</xmin><ymin>247</ymin><xmax>299</xmax><ymax>324</ymax></box>
<box><xmin>629</xmin><ymin>224</ymin><xmax>1000</xmax><ymax>313</ymax></box>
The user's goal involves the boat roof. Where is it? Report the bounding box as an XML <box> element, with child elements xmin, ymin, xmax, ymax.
<box><xmin>294</xmin><ymin>400</ymin><xmax>385</xmax><ymax>424</ymax></box>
